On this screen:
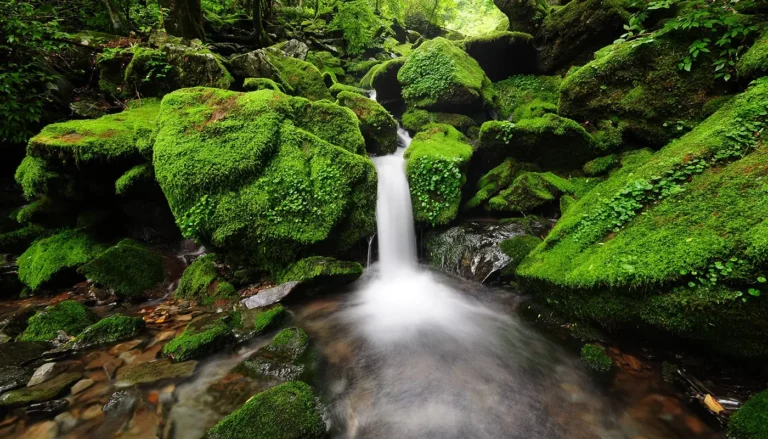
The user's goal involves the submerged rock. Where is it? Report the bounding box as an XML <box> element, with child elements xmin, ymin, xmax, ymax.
<box><xmin>241</xmin><ymin>282</ymin><xmax>301</xmax><ymax>309</ymax></box>
<box><xmin>0</xmin><ymin>371</ymin><xmax>81</xmax><ymax>408</ymax></box>
<box><xmin>237</xmin><ymin>327</ymin><xmax>314</xmax><ymax>382</ymax></box>
<box><xmin>115</xmin><ymin>359</ymin><xmax>197</xmax><ymax>387</ymax></box>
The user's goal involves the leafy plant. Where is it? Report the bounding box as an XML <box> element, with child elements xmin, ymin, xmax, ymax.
<box><xmin>329</xmin><ymin>0</ymin><xmax>380</xmax><ymax>55</ymax></box>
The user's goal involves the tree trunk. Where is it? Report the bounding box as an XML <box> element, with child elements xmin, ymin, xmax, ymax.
<box><xmin>101</xmin><ymin>0</ymin><xmax>131</xmax><ymax>35</ymax></box>
<box><xmin>159</xmin><ymin>0</ymin><xmax>206</xmax><ymax>40</ymax></box>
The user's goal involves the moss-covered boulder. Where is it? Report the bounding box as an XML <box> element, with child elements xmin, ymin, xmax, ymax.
<box><xmin>207</xmin><ymin>381</ymin><xmax>325</xmax><ymax>439</ymax></box>
<box><xmin>464</xmin><ymin>158</ymin><xmax>537</xmax><ymax>210</ymax></box>
<box><xmin>17</xmin><ymin>230</ymin><xmax>107</xmax><ymax>291</ymax></box>
<box><xmin>405</xmin><ymin>124</ymin><xmax>473</xmax><ymax>225</ymax></box>
<box><xmin>337</xmin><ymin>91</ymin><xmax>398</xmax><ymax>155</ymax></box>
<box><xmin>0</xmin><ymin>224</ymin><xmax>50</xmax><ymax>255</ymax></box>
<box><xmin>558</xmin><ymin>31</ymin><xmax>728</xmax><ymax>148</ymax></box>
<box><xmin>499</xmin><ymin>235</ymin><xmax>542</xmax><ymax>275</ymax></box>
<box><xmin>535</xmin><ymin>0</ymin><xmax>630</xmax><ymax>73</ymax></box>
<box><xmin>402</xmin><ymin>109</ymin><xmax>477</xmax><ymax>135</ymax></box>
<box><xmin>487</xmin><ymin>172</ymin><xmax>575</xmax><ymax>212</ymax></box>
<box><xmin>737</xmin><ymin>28</ymin><xmax>768</xmax><ymax>82</ymax></box>
<box><xmin>175</xmin><ymin>254</ymin><xmax>237</xmax><ymax>305</ymax></box>
<box><xmin>582</xmin><ymin>154</ymin><xmax>619</xmax><ymax>176</ymax></box>
<box><xmin>72</xmin><ymin>314</ymin><xmax>145</xmax><ymax>349</ymax></box>
<box><xmin>279</xmin><ymin>256</ymin><xmax>363</xmax><ymax>291</ymax></box>
<box><xmin>462</xmin><ymin>32</ymin><xmax>536</xmax><ymax>81</ymax></box>
<box><xmin>361</xmin><ymin>58</ymin><xmax>405</xmax><ymax>106</ymax></box>
<box><xmin>493</xmin><ymin>0</ymin><xmax>549</xmax><ymax>34</ymax></box>
<box><xmin>728</xmin><ymin>390</ymin><xmax>768</xmax><ymax>439</ymax></box>
<box><xmin>230</xmin><ymin>50</ymin><xmax>331</xmax><ymax>101</ymax></box>
<box><xmin>114</xmin><ymin>163</ymin><xmax>154</xmax><ymax>195</ymax></box>
<box><xmin>0</xmin><ymin>371</ymin><xmax>82</xmax><ymax>408</ymax></box>
<box><xmin>580</xmin><ymin>344</ymin><xmax>613</xmax><ymax>373</ymax></box>
<box><xmin>233</xmin><ymin>304</ymin><xmax>287</xmax><ymax>341</ymax></box>
<box><xmin>238</xmin><ymin>327</ymin><xmax>313</xmax><ymax>382</ymax></box>
<box><xmin>20</xmin><ymin>300</ymin><xmax>99</xmax><ymax>341</ymax></box>
<box><xmin>398</xmin><ymin>38</ymin><xmax>494</xmax><ymax>112</ymax></box>
<box><xmin>329</xmin><ymin>83</ymin><xmax>368</xmax><ymax>98</ymax></box>
<box><xmin>162</xmin><ymin>315</ymin><xmax>236</xmax><ymax>362</ymax></box>
<box><xmin>153</xmin><ymin>88</ymin><xmax>376</xmax><ymax>271</ymax></box>
<box><xmin>306</xmin><ymin>50</ymin><xmax>345</xmax><ymax>83</ymax></box>
<box><xmin>517</xmin><ymin>79</ymin><xmax>768</xmax><ymax>356</ymax></box>
<box><xmin>494</xmin><ymin>74</ymin><xmax>561</xmax><ymax>121</ymax></box>
<box><xmin>243</xmin><ymin>77</ymin><xmax>285</xmax><ymax>92</ymax></box>
<box><xmin>77</xmin><ymin>239</ymin><xmax>164</xmax><ymax>299</ymax></box>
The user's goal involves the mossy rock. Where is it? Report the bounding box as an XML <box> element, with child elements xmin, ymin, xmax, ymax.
<box><xmin>488</xmin><ymin>172</ymin><xmax>575</xmax><ymax>212</ymax></box>
<box><xmin>558</xmin><ymin>30</ymin><xmax>728</xmax><ymax>148</ymax></box>
<box><xmin>461</xmin><ymin>31</ymin><xmax>536</xmax><ymax>81</ymax></box>
<box><xmin>337</xmin><ymin>91</ymin><xmax>398</xmax><ymax>155</ymax></box>
<box><xmin>737</xmin><ymin>28</ymin><xmax>768</xmax><ymax>82</ymax></box>
<box><xmin>728</xmin><ymin>390</ymin><xmax>768</xmax><ymax>439</ymax></box>
<box><xmin>153</xmin><ymin>88</ymin><xmax>376</xmax><ymax>271</ymax></box>
<box><xmin>0</xmin><ymin>224</ymin><xmax>50</xmax><ymax>255</ymax></box>
<box><xmin>329</xmin><ymin>83</ymin><xmax>368</xmax><ymax>98</ymax></box>
<box><xmin>582</xmin><ymin>154</ymin><xmax>619</xmax><ymax>176</ymax></box>
<box><xmin>14</xmin><ymin>156</ymin><xmax>74</xmax><ymax>200</ymax></box>
<box><xmin>238</xmin><ymin>327</ymin><xmax>313</xmax><ymax>381</ymax></box>
<box><xmin>20</xmin><ymin>300</ymin><xmax>99</xmax><ymax>341</ymax></box>
<box><xmin>72</xmin><ymin>314</ymin><xmax>145</xmax><ymax>349</ymax></box>
<box><xmin>465</xmin><ymin>158</ymin><xmax>538</xmax><ymax>210</ymax></box>
<box><xmin>243</xmin><ymin>78</ymin><xmax>285</xmax><ymax>92</ymax></box>
<box><xmin>115</xmin><ymin>163</ymin><xmax>155</xmax><ymax>195</ymax></box>
<box><xmin>116</xmin><ymin>358</ymin><xmax>197</xmax><ymax>386</ymax></box>
<box><xmin>493</xmin><ymin>74</ymin><xmax>562</xmax><ymax>121</ymax></box>
<box><xmin>268</xmin><ymin>54</ymin><xmax>332</xmax><ymax>101</ymax></box>
<box><xmin>162</xmin><ymin>315</ymin><xmax>236</xmax><ymax>362</ymax></box>
<box><xmin>401</xmin><ymin>109</ymin><xmax>476</xmax><ymax>135</ymax></box>
<box><xmin>476</xmin><ymin>115</ymin><xmax>594</xmax><ymax>173</ymax></box>
<box><xmin>536</xmin><ymin>0</ymin><xmax>630</xmax><ymax>73</ymax></box>
<box><xmin>306</xmin><ymin>50</ymin><xmax>345</xmax><ymax>81</ymax></box>
<box><xmin>207</xmin><ymin>381</ymin><xmax>326</xmax><ymax>439</ymax></box>
<box><xmin>404</xmin><ymin>124</ymin><xmax>473</xmax><ymax>225</ymax></box>
<box><xmin>361</xmin><ymin>58</ymin><xmax>405</xmax><ymax>106</ymax></box>
<box><xmin>580</xmin><ymin>344</ymin><xmax>613</xmax><ymax>373</ymax></box>
<box><xmin>17</xmin><ymin>229</ymin><xmax>107</xmax><ymax>291</ymax></box>
<box><xmin>78</xmin><ymin>239</ymin><xmax>164</xmax><ymax>299</ymax></box>
<box><xmin>0</xmin><ymin>371</ymin><xmax>82</xmax><ymax>408</ymax></box>
<box><xmin>234</xmin><ymin>304</ymin><xmax>287</xmax><ymax>341</ymax></box>
<box><xmin>279</xmin><ymin>256</ymin><xmax>363</xmax><ymax>290</ymax></box>
<box><xmin>499</xmin><ymin>235</ymin><xmax>542</xmax><ymax>275</ymax></box>
<box><xmin>492</xmin><ymin>0</ymin><xmax>548</xmax><ymax>34</ymax></box>
<box><xmin>175</xmin><ymin>254</ymin><xmax>237</xmax><ymax>305</ymax></box>
<box><xmin>398</xmin><ymin>38</ymin><xmax>494</xmax><ymax>112</ymax></box>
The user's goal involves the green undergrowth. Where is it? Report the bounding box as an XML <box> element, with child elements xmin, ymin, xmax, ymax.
<box><xmin>78</xmin><ymin>239</ymin><xmax>164</xmax><ymax>299</ymax></box>
<box><xmin>20</xmin><ymin>300</ymin><xmax>99</xmax><ymax>341</ymax></box>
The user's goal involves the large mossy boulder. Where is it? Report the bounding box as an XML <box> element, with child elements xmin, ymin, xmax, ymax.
<box><xmin>77</xmin><ymin>239</ymin><xmax>164</xmax><ymax>299</ymax></box>
<box><xmin>493</xmin><ymin>0</ymin><xmax>549</xmax><ymax>34</ymax></box>
<box><xmin>336</xmin><ymin>91</ymin><xmax>398</xmax><ymax>155</ymax></box>
<box><xmin>20</xmin><ymin>300</ymin><xmax>99</xmax><ymax>341</ymax></box>
<box><xmin>18</xmin><ymin>230</ymin><xmax>107</xmax><ymax>291</ymax></box>
<box><xmin>404</xmin><ymin>124</ymin><xmax>473</xmax><ymax>225</ymax></box>
<box><xmin>398</xmin><ymin>38</ymin><xmax>494</xmax><ymax>113</ymax></box>
<box><xmin>360</xmin><ymin>58</ymin><xmax>406</xmax><ymax>107</ymax></box>
<box><xmin>152</xmin><ymin>88</ymin><xmax>376</xmax><ymax>271</ymax></box>
<box><xmin>494</xmin><ymin>74</ymin><xmax>561</xmax><ymax>121</ymax></box>
<box><xmin>535</xmin><ymin>0</ymin><xmax>630</xmax><ymax>73</ymax></box>
<box><xmin>230</xmin><ymin>49</ymin><xmax>332</xmax><ymax>101</ymax></box>
<box><xmin>207</xmin><ymin>381</ymin><xmax>326</xmax><ymax>439</ymax></box>
<box><xmin>486</xmin><ymin>171</ymin><xmax>575</xmax><ymax>212</ymax></box>
<box><xmin>517</xmin><ymin>79</ymin><xmax>768</xmax><ymax>356</ymax></box>
<box><xmin>402</xmin><ymin>109</ymin><xmax>477</xmax><ymax>135</ymax></box>
<box><xmin>728</xmin><ymin>391</ymin><xmax>768</xmax><ymax>439</ymax></box>
<box><xmin>175</xmin><ymin>254</ymin><xmax>238</xmax><ymax>305</ymax></box>
<box><xmin>462</xmin><ymin>32</ymin><xmax>537</xmax><ymax>81</ymax></box>
<box><xmin>737</xmin><ymin>28</ymin><xmax>768</xmax><ymax>82</ymax></box>
<box><xmin>558</xmin><ymin>31</ymin><xmax>728</xmax><ymax>148</ymax></box>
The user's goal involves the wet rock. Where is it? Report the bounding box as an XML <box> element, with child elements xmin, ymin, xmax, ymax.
<box><xmin>462</xmin><ymin>31</ymin><xmax>536</xmax><ymax>81</ymax></box>
<box><xmin>115</xmin><ymin>359</ymin><xmax>197</xmax><ymax>387</ymax></box>
<box><xmin>54</xmin><ymin>411</ymin><xmax>78</xmax><ymax>433</ymax></box>
<box><xmin>237</xmin><ymin>327</ymin><xmax>314</xmax><ymax>382</ymax></box>
<box><xmin>0</xmin><ymin>341</ymin><xmax>51</xmax><ymax>368</ymax></box>
<box><xmin>70</xmin><ymin>378</ymin><xmax>93</xmax><ymax>395</ymax></box>
<box><xmin>0</xmin><ymin>258</ymin><xmax>22</xmax><ymax>298</ymax></box>
<box><xmin>18</xmin><ymin>420</ymin><xmax>58</xmax><ymax>439</ymax></box>
<box><xmin>0</xmin><ymin>366</ymin><xmax>31</xmax><ymax>393</ymax></box>
<box><xmin>103</xmin><ymin>387</ymin><xmax>141</xmax><ymax>415</ymax></box>
<box><xmin>276</xmin><ymin>39</ymin><xmax>310</xmax><ymax>60</ymax></box>
<box><xmin>27</xmin><ymin>362</ymin><xmax>65</xmax><ymax>387</ymax></box>
<box><xmin>241</xmin><ymin>281</ymin><xmax>301</xmax><ymax>309</ymax></box>
<box><xmin>0</xmin><ymin>371</ymin><xmax>81</xmax><ymax>408</ymax></box>
<box><xmin>233</xmin><ymin>305</ymin><xmax>287</xmax><ymax>343</ymax></box>
<box><xmin>0</xmin><ymin>307</ymin><xmax>37</xmax><ymax>338</ymax></box>
<box><xmin>162</xmin><ymin>315</ymin><xmax>235</xmax><ymax>362</ymax></box>
<box><xmin>103</xmin><ymin>358</ymin><xmax>124</xmax><ymax>379</ymax></box>
<box><xmin>24</xmin><ymin>399</ymin><xmax>69</xmax><ymax>417</ymax></box>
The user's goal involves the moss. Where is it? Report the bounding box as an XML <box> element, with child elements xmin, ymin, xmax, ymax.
<box><xmin>305</xmin><ymin>51</ymin><xmax>345</xmax><ymax>80</ymax></box>
<box><xmin>20</xmin><ymin>300</ymin><xmax>99</xmax><ymax>341</ymax></box>
<box><xmin>737</xmin><ymin>28</ymin><xmax>768</xmax><ymax>81</ymax></box>
<box><xmin>337</xmin><ymin>91</ymin><xmax>398</xmax><ymax>155</ymax></box>
<box><xmin>488</xmin><ymin>171</ymin><xmax>575</xmax><ymax>212</ymax></box>
<box><xmin>329</xmin><ymin>83</ymin><xmax>368</xmax><ymax>98</ymax></box>
<box><xmin>162</xmin><ymin>316</ymin><xmax>235</xmax><ymax>362</ymax></box>
<box><xmin>464</xmin><ymin>159</ymin><xmax>537</xmax><ymax>210</ymax></box>
<box><xmin>0</xmin><ymin>371</ymin><xmax>82</xmax><ymax>408</ymax></box>
<box><xmin>499</xmin><ymin>235</ymin><xmax>541</xmax><ymax>273</ymax></box>
<box><xmin>267</xmin><ymin>53</ymin><xmax>332</xmax><ymax>101</ymax></box>
<box><xmin>728</xmin><ymin>391</ymin><xmax>768</xmax><ymax>439</ymax></box>
<box><xmin>582</xmin><ymin>154</ymin><xmax>618</xmax><ymax>176</ymax></box>
<box><xmin>175</xmin><ymin>254</ymin><xmax>238</xmax><ymax>305</ymax></box>
<box><xmin>361</xmin><ymin>58</ymin><xmax>405</xmax><ymax>104</ymax></box>
<box><xmin>398</xmin><ymin>38</ymin><xmax>494</xmax><ymax>112</ymax></box>
<box><xmin>115</xmin><ymin>163</ymin><xmax>154</xmax><ymax>195</ymax></box>
<box><xmin>72</xmin><ymin>314</ymin><xmax>145</xmax><ymax>348</ymax></box>
<box><xmin>279</xmin><ymin>256</ymin><xmax>363</xmax><ymax>287</ymax></box>
<box><xmin>580</xmin><ymin>344</ymin><xmax>613</xmax><ymax>373</ymax></box>
<box><xmin>207</xmin><ymin>381</ymin><xmax>325</xmax><ymax>439</ymax></box>
<box><xmin>251</xmin><ymin>304</ymin><xmax>287</xmax><ymax>335</ymax></box>
<box><xmin>401</xmin><ymin>109</ymin><xmax>476</xmax><ymax>134</ymax></box>
<box><xmin>77</xmin><ymin>239</ymin><xmax>164</xmax><ymax>298</ymax></box>
<box><xmin>404</xmin><ymin>124</ymin><xmax>473</xmax><ymax>225</ymax></box>
<box><xmin>27</xmin><ymin>99</ymin><xmax>161</xmax><ymax>167</ymax></box>
<box><xmin>346</xmin><ymin>59</ymin><xmax>380</xmax><ymax>80</ymax></box>
<box><xmin>17</xmin><ymin>229</ymin><xmax>107</xmax><ymax>291</ymax></box>
<box><xmin>14</xmin><ymin>156</ymin><xmax>72</xmax><ymax>200</ymax></box>
<box><xmin>0</xmin><ymin>224</ymin><xmax>50</xmax><ymax>255</ymax></box>
<box><xmin>243</xmin><ymin>77</ymin><xmax>285</xmax><ymax>92</ymax></box>
<box><xmin>153</xmin><ymin>88</ymin><xmax>375</xmax><ymax>270</ymax></box>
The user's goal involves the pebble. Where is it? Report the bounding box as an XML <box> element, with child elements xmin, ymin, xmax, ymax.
<box><xmin>103</xmin><ymin>358</ymin><xmax>124</xmax><ymax>380</ymax></box>
<box><xmin>54</xmin><ymin>412</ymin><xmax>78</xmax><ymax>433</ymax></box>
<box><xmin>27</xmin><ymin>363</ymin><xmax>64</xmax><ymax>387</ymax></box>
<box><xmin>109</xmin><ymin>340</ymin><xmax>143</xmax><ymax>356</ymax></box>
<box><xmin>70</xmin><ymin>378</ymin><xmax>94</xmax><ymax>395</ymax></box>
<box><xmin>85</xmin><ymin>353</ymin><xmax>112</xmax><ymax>370</ymax></box>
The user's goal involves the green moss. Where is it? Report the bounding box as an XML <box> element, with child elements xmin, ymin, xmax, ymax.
<box><xmin>346</xmin><ymin>59</ymin><xmax>380</xmax><ymax>80</ymax></box>
<box><xmin>329</xmin><ymin>83</ymin><xmax>368</xmax><ymax>98</ymax></box>
<box><xmin>115</xmin><ymin>163</ymin><xmax>154</xmax><ymax>195</ymax></box>
<box><xmin>337</xmin><ymin>91</ymin><xmax>398</xmax><ymax>155</ymax></box>
<box><xmin>398</xmin><ymin>38</ymin><xmax>494</xmax><ymax>111</ymax></box>
<box><xmin>488</xmin><ymin>172</ymin><xmax>575</xmax><ymax>212</ymax></box>
<box><xmin>737</xmin><ymin>28</ymin><xmax>768</xmax><ymax>81</ymax></box>
<box><xmin>499</xmin><ymin>235</ymin><xmax>541</xmax><ymax>274</ymax></box>
<box><xmin>279</xmin><ymin>256</ymin><xmax>363</xmax><ymax>287</ymax></box>
<box><xmin>580</xmin><ymin>344</ymin><xmax>613</xmax><ymax>373</ymax></box>
<box><xmin>243</xmin><ymin>78</ymin><xmax>285</xmax><ymax>92</ymax></box>
<box><xmin>17</xmin><ymin>229</ymin><xmax>107</xmax><ymax>291</ymax></box>
<box><xmin>404</xmin><ymin>124</ymin><xmax>473</xmax><ymax>225</ymax></box>
<box><xmin>328</xmin><ymin>0</ymin><xmax>379</xmax><ymax>56</ymax></box>
<box><xmin>582</xmin><ymin>154</ymin><xmax>618</xmax><ymax>176</ymax></box>
<box><xmin>153</xmin><ymin>88</ymin><xmax>375</xmax><ymax>270</ymax></box>
<box><xmin>401</xmin><ymin>109</ymin><xmax>476</xmax><ymax>134</ymax></box>
<box><xmin>20</xmin><ymin>300</ymin><xmax>99</xmax><ymax>341</ymax></box>
<box><xmin>728</xmin><ymin>391</ymin><xmax>768</xmax><ymax>439</ymax></box>
<box><xmin>305</xmin><ymin>51</ymin><xmax>345</xmax><ymax>80</ymax></box>
<box><xmin>251</xmin><ymin>304</ymin><xmax>287</xmax><ymax>335</ymax></box>
<box><xmin>162</xmin><ymin>316</ymin><xmax>235</xmax><ymax>362</ymax></box>
<box><xmin>207</xmin><ymin>381</ymin><xmax>325</xmax><ymax>439</ymax></box>
<box><xmin>0</xmin><ymin>224</ymin><xmax>50</xmax><ymax>255</ymax></box>
<box><xmin>361</xmin><ymin>58</ymin><xmax>406</xmax><ymax>103</ymax></box>
<box><xmin>72</xmin><ymin>314</ymin><xmax>145</xmax><ymax>348</ymax></box>
<box><xmin>267</xmin><ymin>53</ymin><xmax>332</xmax><ymax>101</ymax></box>
<box><xmin>0</xmin><ymin>372</ymin><xmax>82</xmax><ymax>408</ymax></box>
<box><xmin>175</xmin><ymin>254</ymin><xmax>237</xmax><ymax>305</ymax></box>
<box><xmin>77</xmin><ymin>239</ymin><xmax>164</xmax><ymax>298</ymax></box>
<box><xmin>14</xmin><ymin>156</ymin><xmax>72</xmax><ymax>200</ymax></box>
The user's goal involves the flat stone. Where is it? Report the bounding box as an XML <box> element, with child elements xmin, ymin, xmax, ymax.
<box><xmin>28</xmin><ymin>362</ymin><xmax>65</xmax><ymax>387</ymax></box>
<box><xmin>175</xmin><ymin>314</ymin><xmax>192</xmax><ymax>322</ymax></box>
<box><xmin>70</xmin><ymin>378</ymin><xmax>94</xmax><ymax>395</ymax></box>
<box><xmin>109</xmin><ymin>340</ymin><xmax>143</xmax><ymax>355</ymax></box>
<box><xmin>0</xmin><ymin>371</ymin><xmax>82</xmax><ymax>408</ymax></box>
<box><xmin>24</xmin><ymin>399</ymin><xmax>69</xmax><ymax>417</ymax></box>
<box><xmin>241</xmin><ymin>281</ymin><xmax>301</xmax><ymax>309</ymax></box>
<box><xmin>18</xmin><ymin>420</ymin><xmax>58</xmax><ymax>439</ymax></box>
<box><xmin>85</xmin><ymin>353</ymin><xmax>111</xmax><ymax>370</ymax></box>
<box><xmin>103</xmin><ymin>358</ymin><xmax>123</xmax><ymax>379</ymax></box>
<box><xmin>54</xmin><ymin>411</ymin><xmax>78</xmax><ymax>433</ymax></box>
<box><xmin>80</xmin><ymin>404</ymin><xmax>103</xmax><ymax>420</ymax></box>
<box><xmin>0</xmin><ymin>365</ymin><xmax>31</xmax><ymax>393</ymax></box>
<box><xmin>115</xmin><ymin>359</ymin><xmax>197</xmax><ymax>387</ymax></box>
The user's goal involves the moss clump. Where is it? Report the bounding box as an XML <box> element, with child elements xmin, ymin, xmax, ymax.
<box><xmin>728</xmin><ymin>391</ymin><xmax>768</xmax><ymax>439</ymax></box>
<box><xmin>329</xmin><ymin>83</ymin><xmax>368</xmax><ymax>98</ymax></box>
<box><xmin>77</xmin><ymin>239</ymin><xmax>164</xmax><ymax>299</ymax></box>
<box><xmin>493</xmin><ymin>74</ymin><xmax>562</xmax><ymax>121</ymax></box>
<box><xmin>267</xmin><ymin>53</ymin><xmax>332</xmax><ymax>101</ymax></box>
<box><xmin>306</xmin><ymin>51</ymin><xmax>345</xmax><ymax>81</ymax></box>
<box><xmin>162</xmin><ymin>316</ymin><xmax>235</xmax><ymax>362</ymax></box>
<box><xmin>401</xmin><ymin>109</ymin><xmax>476</xmax><ymax>135</ymax></box>
<box><xmin>153</xmin><ymin>88</ymin><xmax>376</xmax><ymax>270</ymax></box>
<box><xmin>207</xmin><ymin>381</ymin><xmax>325</xmax><ymax>439</ymax></box>
<box><xmin>488</xmin><ymin>172</ymin><xmax>575</xmax><ymax>212</ymax></box>
<box><xmin>243</xmin><ymin>78</ymin><xmax>285</xmax><ymax>92</ymax></box>
<box><xmin>251</xmin><ymin>304</ymin><xmax>287</xmax><ymax>335</ymax></box>
<box><xmin>0</xmin><ymin>224</ymin><xmax>50</xmax><ymax>255</ymax></box>
<box><xmin>499</xmin><ymin>235</ymin><xmax>542</xmax><ymax>274</ymax></box>
<box><xmin>17</xmin><ymin>229</ymin><xmax>107</xmax><ymax>290</ymax></box>
<box><xmin>0</xmin><ymin>371</ymin><xmax>82</xmax><ymax>408</ymax></box>
<box><xmin>582</xmin><ymin>154</ymin><xmax>618</xmax><ymax>176</ymax></box>
<box><xmin>737</xmin><ymin>28</ymin><xmax>768</xmax><ymax>81</ymax></box>
<box><xmin>72</xmin><ymin>314</ymin><xmax>145</xmax><ymax>349</ymax></box>
<box><xmin>580</xmin><ymin>344</ymin><xmax>613</xmax><ymax>373</ymax></box>
<box><xmin>14</xmin><ymin>156</ymin><xmax>73</xmax><ymax>200</ymax></box>
<box><xmin>404</xmin><ymin>124</ymin><xmax>473</xmax><ymax>225</ymax></box>
<box><xmin>115</xmin><ymin>163</ymin><xmax>154</xmax><ymax>195</ymax></box>
<box><xmin>462</xmin><ymin>31</ymin><xmax>536</xmax><ymax>81</ymax></box>
<box><xmin>279</xmin><ymin>256</ymin><xmax>363</xmax><ymax>287</ymax></box>
<box><xmin>398</xmin><ymin>38</ymin><xmax>494</xmax><ymax>112</ymax></box>
<box><xmin>337</xmin><ymin>91</ymin><xmax>398</xmax><ymax>155</ymax></box>
<box><xmin>175</xmin><ymin>254</ymin><xmax>237</xmax><ymax>305</ymax></box>
<box><xmin>464</xmin><ymin>159</ymin><xmax>536</xmax><ymax>210</ymax></box>
<box><xmin>20</xmin><ymin>300</ymin><xmax>99</xmax><ymax>341</ymax></box>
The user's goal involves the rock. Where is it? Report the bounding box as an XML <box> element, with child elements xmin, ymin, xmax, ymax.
<box><xmin>0</xmin><ymin>371</ymin><xmax>82</xmax><ymax>408</ymax></box>
<box><xmin>337</xmin><ymin>91</ymin><xmax>398</xmax><ymax>156</ymax></box>
<box><xmin>207</xmin><ymin>381</ymin><xmax>325</xmax><ymax>439</ymax></box>
<box><xmin>0</xmin><ymin>260</ymin><xmax>22</xmax><ymax>298</ymax></box>
<box><xmin>360</xmin><ymin>58</ymin><xmax>405</xmax><ymax>108</ymax></box>
<box><xmin>54</xmin><ymin>411</ymin><xmax>78</xmax><ymax>433</ymax></box>
<box><xmin>103</xmin><ymin>358</ymin><xmax>123</xmax><ymax>379</ymax></box>
<box><xmin>728</xmin><ymin>391</ymin><xmax>768</xmax><ymax>439</ymax></box>
<box><xmin>173</xmin><ymin>254</ymin><xmax>237</xmax><ymax>305</ymax></box>
<box><xmin>0</xmin><ymin>225</ymin><xmax>50</xmax><ymax>256</ymax></box>
<box><xmin>737</xmin><ymin>29</ymin><xmax>768</xmax><ymax>82</ymax></box>
<box><xmin>77</xmin><ymin>239</ymin><xmax>164</xmax><ymax>299</ymax></box>
<box><xmin>161</xmin><ymin>316</ymin><xmax>235</xmax><ymax>362</ymax></box>
<box><xmin>103</xmin><ymin>387</ymin><xmax>141</xmax><ymax>415</ymax></box>
<box><xmin>27</xmin><ymin>362</ymin><xmax>65</xmax><ymax>387</ymax></box>
<box><xmin>493</xmin><ymin>0</ymin><xmax>548</xmax><ymax>34</ymax></box>
<box><xmin>241</xmin><ymin>282</ymin><xmax>301</xmax><ymax>309</ymax></box>
<box><xmin>0</xmin><ymin>341</ymin><xmax>50</xmax><ymax>369</ymax></box>
<box><xmin>233</xmin><ymin>305</ymin><xmax>287</xmax><ymax>342</ymax></box>
<box><xmin>116</xmin><ymin>359</ymin><xmax>197</xmax><ymax>387</ymax></box>
<box><xmin>237</xmin><ymin>327</ymin><xmax>313</xmax><ymax>381</ymax></box>
<box><xmin>108</xmin><ymin>340</ymin><xmax>144</xmax><ymax>356</ymax></box>
<box><xmin>80</xmin><ymin>404</ymin><xmax>103</xmax><ymax>420</ymax></box>
<box><xmin>493</xmin><ymin>74</ymin><xmax>561</xmax><ymax>121</ymax></box>
<box><xmin>485</xmin><ymin>172</ymin><xmax>576</xmax><ymax>212</ymax></box>
<box><xmin>18</xmin><ymin>420</ymin><xmax>58</xmax><ymax>439</ymax></box>
<box><xmin>462</xmin><ymin>31</ymin><xmax>536</xmax><ymax>81</ymax></box>
<box><xmin>275</xmin><ymin>39</ymin><xmax>309</xmax><ymax>60</ymax></box>
<box><xmin>243</xmin><ymin>77</ymin><xmax>285</xmax><ymax>92</ymax></box>
<box><xmin>278</xmin><ymin>257</ymin><xmax>363</xmax><ymax>295</ymax></box>
<box><xmin>0</xmin><ymin>366</ymin><xmax>31</xmax><ymax>393</ymax></box>
<box><xmin>19</xmin><ymin>300</ymin><xmax>99</xmax><ymax>342</ymax></box>
<box><xmin>71</xmin><ymin>315</ymin><xmax>145</xmax><ymax>350</ymax></box>
<box><xmin>24</xmin><ymin>399</ymin><xmax>69</xmax><ymax>417</ymax></box>
<box><xmin>401</xmin><ymin>109</ymin><xmax>476</xmax><ymax>135</ymax></box>
<box><xmin>580</xmin><ymin>344</ymin><xmax>613</xmax><ymax>374</ymax></box>
<box><xmin>398</xmin><ymin>38</ymin><xmax>494</xmax><ymax>112</ymax></box>
<box><xmin>230</xmin><ymin>49</ymin><xmax>331</xmax><ymax>101</ymax></box>
<box><xmin>70</xmin><ymin>378</ymin><xmax>93</xmax><ymax>395</ymax></box>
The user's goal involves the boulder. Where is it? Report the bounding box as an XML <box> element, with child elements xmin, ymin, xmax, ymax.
<box><xmin>462</xmin><ymin>32</ymin><xmax>537</xmax><ymax>81</ymax></box>
<box><xmin>737</xmin><ymin>28</ymin><xmax>768</xmax><ymax>82</ymax></box>
<box><xmin>0</xmin><ymin>371</ymin><xmax>82</xmax><ymax>408</ymax></box>
<box><xmin>486</xmin><ymin>172</ymin><xmax>575</xmax><ymax>212</ymax></box>
<box><xmin>493</xmin><ymin>0</ymin><xmax>549</xmax><ymax>34</ymax></box>
<box><xmin>77</xmin><ymin>239</ymin><xmax>164</xmax><ymax>299</ymax></box>
<box><xmin>401</xmin><ymin>109</ymin><xmax>476</xmax><ymax>135</ymax></box>
<box><xmin>241</xmin><ymin>282</ymin><xmax>301</xmax><ymax>309</ymax></box>
<box><xmin>337</xmin><ymin>91</ymin><xmax>398</xmax><ymax>155</ymax></box>
<box><xmin>115</xmin><ymin>359</ymin><xmax>197</xmax><ymax>387</ymax></box>
<box><xmin>278</xmin><ymin>256</ymin><xmax>363</xmax><ymax>291</ymax></box>
<box><xmin>72</xmin><ymin>314</ymin><xmax>145</xmax><ymax>349</ymax></box>
<box><xmin>275</xmin><ymin>39</ymin><xmax>309</xmax><ymax>60</ymax></box>
<box><xmin>728</xmin><ymin>391</ymin><xmax>768</xmax><ymax>439</ymax></box>
<box><xmin>174</xmin><ymin>254</ymin><xmax>237</xmax><ymax>305</ymax></box>
<box><xmin>230</xmin><ymin>50</ymin><xmax>331</xmax><ymax>101</ymax></box>
<box><xmin>236</xmin><ymin>327</ymin><xmax>313</xmax><ymax>382</ymax></box>
<box><xmin>232</xmin><ymin>305</ymin><xmax>287</xmax><ymax>342</ymax></box>
<box><xmin>152</xmin><ymin>88</ymin><xmax>376</xmax><ymax>271</ymax></box>
<box><xmin>329</xmin><ymin>83</ymin><xmax>368</xmax><ymax>98</ymax></box>
<box><xmin>494</xmin><ymin>74</ymin><xmax>561</xmax><ymax>121</ymax></box>
<box><xmin>162</xmin><ymin>315</ymin><xmax>235</xmax><ymax>362</ymax></box>
<box><xmin>243</xmin><ymin>77</ymin><xmax>285</xmax><ymax>92</ymax></box>
<box><xmin>20</xmin><ymin>300</ymin><xmax>99</xmax><ymax>342</ymax></box>
<box><xmin>361</xmin><ymin>58</ymin><xmax>405</xmax><ymax>107</ymax></box>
